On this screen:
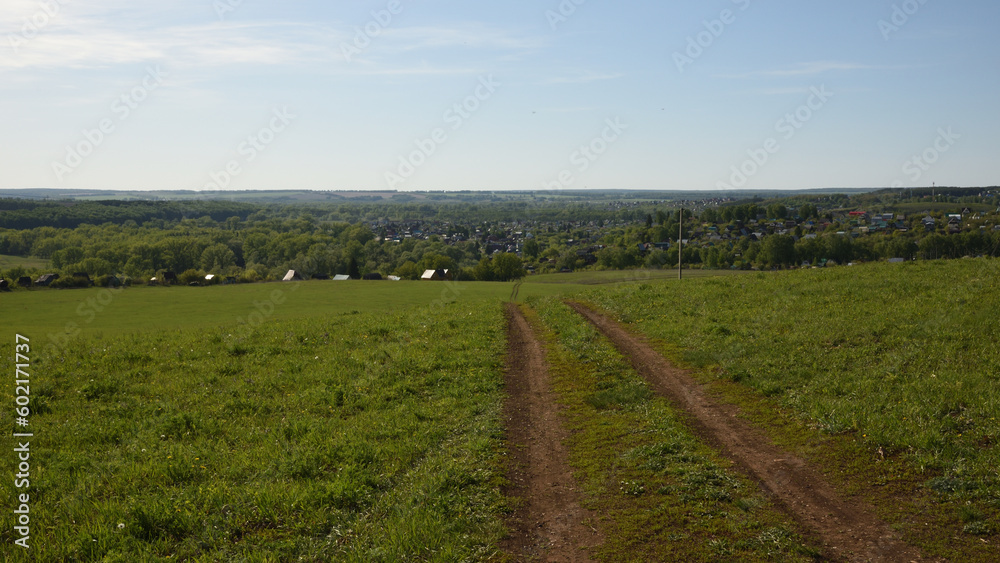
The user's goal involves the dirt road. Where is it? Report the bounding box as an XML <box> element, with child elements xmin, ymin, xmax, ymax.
<box><xmin>568</xmin><ymin>301</ymin><xmax>936</xmax><ymax>563</ymax></box>
<box><xmin>502</xmin><ymin>303</ymin><xmax>603</xmax><ymax>562</ymax></box>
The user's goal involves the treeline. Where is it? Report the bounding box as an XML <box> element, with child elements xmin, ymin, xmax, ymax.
<box><xmin>0</xmin><ymin>219</ymin><xmax>524</xmax><ymax>285</ymax></box>
<box><xmin>0</xmin><ymin>198</ymin><xmax>665</xmax><ymax>230</ymax></box>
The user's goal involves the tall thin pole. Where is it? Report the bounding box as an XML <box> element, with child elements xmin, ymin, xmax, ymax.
<box><xmin>678</xmin><ymin>208</ymin><xmax>683</xmax><ymax>280</ymax></box>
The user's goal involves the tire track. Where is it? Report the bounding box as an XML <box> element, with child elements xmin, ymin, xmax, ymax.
<box><xmin>568</xmin><ymin>301</ymin><xmax>937</xmax><ymax>563</ymax></box>
<box><xmin>502</xmin><ymin>303</ymin><xmax>603</xmax><ymax>562</ymax></box>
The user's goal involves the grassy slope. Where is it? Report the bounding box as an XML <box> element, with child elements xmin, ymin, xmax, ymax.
<box><xmin>0</xmin><ymin>255</ymin><xmax>50</xmax><ymax>270</ymax></box>
<box><xmin>527</xmin><ymin>269</ymin><xmax>743</xmax><ymax>285</ymax></box>
<box><xmin>524</xmin><ymin>300</ymin><xmax>821</xmax><ymax>562</ymax></box>
<box><xmin>1</xmin><ymin>279</ymin><xmax>583</xmax><ymax>342</ymax></box>
<box><xmin>1</xmin><ymin>300</ymin><xmax>510</xmax><ymax>562</ymax></box>
<box><xmin>1</xmin><ymin>271</ymin><xmax>744</xmax><ymax>342</ymax></box>
<box><xmin>584</xmin><ymin>259</ymin><xmax>1000</xmax><ymax>561</ymax></box>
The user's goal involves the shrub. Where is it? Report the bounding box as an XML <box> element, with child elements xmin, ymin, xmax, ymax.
<box><xmin>50</xmin><ymin>275</ymin><xmax>91</xmax><ymax>289</ymax></box>
<box><xmin>177</xmin><ymin>269</ymin><xmax>204</xmax><ymax>285</ymax></box>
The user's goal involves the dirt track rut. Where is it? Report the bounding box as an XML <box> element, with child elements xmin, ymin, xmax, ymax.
<box><xmin>502</xmin><ymin>303</ymin><xmax>603</xmax><ymax>562</ymax></box>
<box><xmin>569</xmin><ymin>301</ymin><xmax>936</xmax><ymax>563</ymax></box>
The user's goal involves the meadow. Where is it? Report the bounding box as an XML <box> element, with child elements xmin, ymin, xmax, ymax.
<box><xmin>0</xmin><ymin>254</ymin><xmax>49</xmax><ymax>271</ymax></box>
<box><xmin>585</xmin><ymin>258</ymin><xmax>1000</xmax><ymax>559</ymax></box>
<box><xmin>1</xmin><ymin>278</ymin><xmax>581</xmax><ymax>341</ymax></box>
<box><xmin>3</xmin><ymin>260</ymin><xmax>998</xmax><ymax>560</ymax></box>
<box><xmin>1</xmin><ymin>299</ymin><xmax>511</xmax><ymax>561</ymax></box>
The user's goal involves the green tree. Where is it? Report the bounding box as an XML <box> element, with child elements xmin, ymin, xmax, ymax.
<box><xmin>491</xmin><ymin>253</ymin><xmax>526</xmax><ymax>281</ymax></box>
<box><xmin>200</xmin><ymin>243</ymin><xmax>237</xmax><ymax>272</ymax></box>
<box><xmin>523</xmin><ymin>238</ymin><xmax>540</xmax><ymax>260</ymax></box>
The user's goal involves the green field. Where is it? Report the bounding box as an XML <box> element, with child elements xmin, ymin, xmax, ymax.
<box><xmin>1</xmin><ymin>271</ymin><xmax>744</xmax><ymax>341</ymax></box>
<box><xmin>3</xmin><ymin>262</ymin><xmax>998</xmax><ymax>560</ymax></box>
<box><xmin>2</xmin><ymin>301</ymin><xmax>511</xmax><ymax>561</ymax></box>
<box><xmin>527</xmin><ymin>268</ymin><xmax>744</xmax><ymax>285</ymax></box>
<box><xmin>0</xmin><ymin>255</ymin><xmax>49</xmax><ymax>271</ymax></box>
<box><xmin>1</xmin><ymin>280</ymin><xmax>574</xmax><ymax>342</ymax></box>
<box><xmin>585</xmin><ymin>258</ymin><xmax>1000</xmax><ymax>559</ymax></box>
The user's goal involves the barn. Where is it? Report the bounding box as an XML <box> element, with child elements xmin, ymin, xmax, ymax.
<box><xmin>362</xmin><ymin>273</ymin><xmax>383</xmax><ymax>281</ymax></box>
<box><xmin>283</xmin><ymin>270</ymin><xmax>303</xmax><ymax>282</ymax></box>
<box><xmin>35</xmin><ymin>274</ymin><xmax>59</xmax><ymax>286</ymax></box>
<box><xmin>420</xmin><ymin>269</ymin><xmax>452</xmax><ymax>281</ymax></box>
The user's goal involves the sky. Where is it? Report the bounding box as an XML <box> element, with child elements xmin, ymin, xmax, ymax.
<box><xmin>1</xmin><ymin>0</ymin><xmax>997</xmax><ymax>192</ymax></box>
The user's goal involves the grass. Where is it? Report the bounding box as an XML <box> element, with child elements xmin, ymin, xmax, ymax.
<box><xmin>0</xmin><ymin>254</ymin><xmax>49</xmax><ymax>270</ymax></box>
<box><xmin>522</xmin><ymin>298</ymin><xmax>821</xmax><ymax>562</ymax></box>
<box><xmin>527</xmin><ymin>268</ymin><xmax>744</xmax><ymax>285</ymax></box>
<box><xmin>0</xmin><ymin>269</ymin><xmax>739</xmax><ymax>342</ymax></box>
<box><xmin>1</xmin><ymin>300</ymin><xmax>511</xmax><ymax>561</ymax></box>
<box><xmin>584</xmin><ymin>258</ymin><xmax>1000</xmax><ymax>561</ymax></box>
<box><xmin>1</xmin><ymin>279</ymin><xmax>587</xmax><ymax>343</ymax></box>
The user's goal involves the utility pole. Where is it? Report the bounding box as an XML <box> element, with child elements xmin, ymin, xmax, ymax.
<box><xmin>678</xmin><ymin>208</ymin><xmax>683</xmax><ymax>280</ymax></box>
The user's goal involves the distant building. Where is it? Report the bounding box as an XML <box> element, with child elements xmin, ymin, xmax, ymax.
<box><xmin>35</xmin><ymin>274</ymin><xmax>59</xmax><ymax>286</ymax></box>
<box><xmin>421</xmin><ymin>269</ymin><xmax>452</xmax><ymax>281</ymax></box>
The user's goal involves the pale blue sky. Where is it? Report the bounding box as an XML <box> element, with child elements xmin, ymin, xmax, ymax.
<box><xmin>1</xmin><ymin>0</ymin><xmax>997</xmax><ymax>191</ymax></box>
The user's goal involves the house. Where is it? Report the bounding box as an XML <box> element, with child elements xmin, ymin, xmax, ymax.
<box><xmin>332</xmin><ymin>274</ymin><xmax>351</xmax><ymax>281</ymax></box>
<box><xmin>0</xmin><ymin>279</ymin><xmax>9</xmax><ymax>291</ymax></box>
<box><xmin>421</xmin><ymin>269</ymin><xmax>452</xmax><ymax>281</ymax></box>
<box><xmin>163</xmin><ymin>271</ymin><xmax>178</xmax><ymax>284</ymax></box>
<box><xmin>387</xmin><ymin>275</ymin><xmax>402</xmax><ymax>281</ymax></box>
<box><xmin>17</xmin><ymin>277</ymin><xmax>32</xmax><ymax>287</ymax></box>
<box><xmin>283</xmin><ymin>270</ymin><xmax>303</xmax><ymax>282</ymax></box>
<box><xmin>204</xmin><ymin>274</ymin><xmax>218</xmax><ymax>285</ymax></box>
<box><xmin>35</xmin><ymin>273</ymin><xmax>59</xmax><ymax>286</ymax></box>
<box><xmin>362</xmin><ymin>273</ymin><xmax>383</xmax><ymax>281</ymax></box>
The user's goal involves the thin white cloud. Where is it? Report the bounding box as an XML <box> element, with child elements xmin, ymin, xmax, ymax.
<box><xmin>2</xmin><ymin>19</ymin><xmax>341</xmax><ymax>71</ymax></box>
<box><xmin>545</xmin><ymin>71</ymin><xmax>625</xmax><ymax>84</ymax></box>
<box><xmin>3</xmin><ymin>11</ymin><xmax>540</xmax><ymax>78</ymax></box>
<box><xmin>719</xmin><ymin>61</ymin><xmax>886</xmax><ymax>79</ymax></box>
<box><xmin>537</xmin><ymin>106</ymin><xmax>598</xmax><ymax>113</ymax></box>
<box><xmin>378</xmin><ymin>25</ymin><xmax>547</xmax><ymax>53</ymax></box>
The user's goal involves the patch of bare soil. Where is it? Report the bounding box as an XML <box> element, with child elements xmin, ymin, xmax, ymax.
<box><xmin>502</xmin><ymin>303</ymin><xmax>603</xmax><ymax>562</ymax></box>
<box><xmin>568</xmin><ymin>301</ymin><xmax>938</xmax><ymax>563</ymax></box>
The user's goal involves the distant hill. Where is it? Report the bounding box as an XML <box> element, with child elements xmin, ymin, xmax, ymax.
<box><xmin>0</xmin><ymin>187</ymin><xmax>884</xmax><ymax>204</ymax></box>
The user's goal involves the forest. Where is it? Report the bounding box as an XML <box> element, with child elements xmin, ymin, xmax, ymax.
<box><xmin>1</xmin><ymin>187</ymin><xmax>998</xmax><ymax>288</ymax></box>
